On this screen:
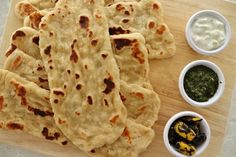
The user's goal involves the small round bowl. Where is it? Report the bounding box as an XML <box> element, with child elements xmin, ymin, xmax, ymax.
<box><xmin>179</xmin><ymin>60</ymin><xmax>225</xmax><ymax>107</ymax></box>
<box><xmin>186</xmin><ymin>10</ymin><xmax>231</xmax><ymax>55</ymax></box>
<box><xmin>163</xmin><ymin>111</ymin><xmax>211</xmax><ymax>157</ymax></box>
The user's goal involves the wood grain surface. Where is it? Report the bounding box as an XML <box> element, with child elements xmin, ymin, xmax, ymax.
<box><xmin>0</xmin><ymin>0</ymin><xmax>236</xmax><ymax>157</ymax></box>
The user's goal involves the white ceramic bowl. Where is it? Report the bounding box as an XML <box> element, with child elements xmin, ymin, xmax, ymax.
<box><xmin>179</xmin><ymin>60</ymin><xmax>225</xmax><ymax>107</ymax></box>
<box><xmin>163</xmin><ymin>111</ymin><xmax>211</xmax><ymax>157</ymax></box>
<box><xmin>185</xmin><ymin>10</ymin><xmax>231</xmax><ymax>55</ymax></box>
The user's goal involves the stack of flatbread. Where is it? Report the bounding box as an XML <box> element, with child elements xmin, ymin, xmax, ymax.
<box><xmin>0</xmin><ymin>0</ymin><xmax>175</xmax><ymax>156</ymax></box>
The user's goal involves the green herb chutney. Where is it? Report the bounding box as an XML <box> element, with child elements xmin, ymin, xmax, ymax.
<box><xmin>184</xmin><ymin>65</ymin><xmax>219</xmax><ymax>102</ymax></box>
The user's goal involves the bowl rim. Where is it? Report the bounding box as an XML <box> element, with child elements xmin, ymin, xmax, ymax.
<box><xmin>179</xmin><ymin>60</ymin><xmax>225</xmax><ymax>107</ymax></box>
<box><xmin>163</xmin><ymin>111</ymin><xmax>211</xmax><ymax>157</ymax></box>
<box><xmin>185</xmin><ymin>10</ymin><xmax>231</xmax><ymax>55</ymax></box>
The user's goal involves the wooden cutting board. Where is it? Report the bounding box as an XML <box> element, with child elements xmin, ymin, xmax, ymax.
<box><xmin>0</xmin><ymin>0</ymin><xmax>236</xmax><ymax>156</ymax></box>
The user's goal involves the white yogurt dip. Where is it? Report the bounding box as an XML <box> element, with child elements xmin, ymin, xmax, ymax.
<box><xmin>191</xmin><ymin>16</ymin><xmax>226</xmax><ymax>51</ymax></box>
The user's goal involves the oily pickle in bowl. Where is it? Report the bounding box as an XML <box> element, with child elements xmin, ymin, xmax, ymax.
<box><xmin>168</xmin><ymin>116</ymin><xmax>207</xmax><ymax>156</ymax></box>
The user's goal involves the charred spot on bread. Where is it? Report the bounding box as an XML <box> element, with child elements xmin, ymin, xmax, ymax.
<box><xmin>12</xmin><ymin>30</ymin><xmax>26</xmax><ymax>40</ymax></box>
<box><xmin>5</xmin><ymin>44</ymin><xmax>17</xmax><ymax>57</ymax></box>
<box><xmin>113</xmin><ymin>38</ymin><xmax>132</xmax><ymax>50</ymax></box>
<box><xmin>116</xmin><ymin>4</ymin><xmax>125</xmax><ymax>11</ymax></box>
<box><xmin>42</xmin><ymin>127</ymin><xmax>60</xmax><ymax>140</ymax></box>
<box><xmin>38</xmin><ymin>77</ymin><xmax>48</xmax><ymax>83</ymax></box>
<box><xmin>152</xmin><ymin>3</ymin><xmax>159</xmax><ymax>10</ymax></box>
<box><xmin>104</xmin><ymin>99</ymin><xmax>109</xmax><ymax>106</ymax></box>
<box><xmin>70</xmin><ymin>50</ymin><xmax>78</xmax><ymax>63</ymax></box>
<box><xmin>28</xmin><ymin>106</ymin><xmax>54</xmax><ymax>117</ymax></box>
<box><xmin>91</xmin><ymin>39</ymin><xmax>98</xmax><ymax>46</ymax></box>
<box><xmin>109</xmin><ymin>27</ymin><xmax>130</xmax><ymax>35</ymax></box>
<box><xmin>156</xmin><ymin>25</ymin><xmax>166</xmax><ymax>35</ymax></box>
<box><xmin>29</xmin><ymin>12</ymin><xmax>44</xmax><ymax>28</ymax></box>
<box><xmin>62</xmin><ymin>141</ymin><xmax>68</xmax><ymax>145</ymax></box>
<box><xmin>131</xmin><ymin>42</ymin><xmax>145</xmax><ymax>64</ymax></box>
<box><xmin>148</xmin><ymin>21</ymin><xmax>155</xmax><ymax>29</ymax></box>
<box><xmin>75</xmin><ymin>73</ymin><xmax>80</xmax><ymax>79</ymax></box>
<box><xmin>101</xmin><ymin>54</ymin><xmax>108</xmax><ymax>59</ymax></box>
<box><xmin>53</xmin><ymin>90</ymin><xmax>65</xmax><ymax>96</ymax></box>
<box><xmin>103</xmin><ymin>77</ymin><xmax>115</xmax><ymax>94</ymax></box>
<box><xmin>32</xmin><ymin>36</ymin><xmax>40</xmax><ymax>45</ymax></box>
<box><xmin>79</xmin><ymin>16</ymin><xmax>89</xmax><ymax>29</ymax></box>
<box><xmin>76</xmin><ymin>84</ymin><xmax>82</xmax><ymax>90</ymax></box>
<box><xmin>44</xmin><ymin>45</ymin><xmax>51</xmax><ymax>55</ymax></box>
<box><xmin>122</xmin><ymin>19</ymin><xmax>129</xmax><ymax>23</ymax></box>
<box><xmin>87</xmin><ymin>96</ymin><xmax>93</xmax><ymax>105</ymax></box>
<box><xmin>6</xmin><ymin>122</ymin><xmax>24</xmax><ymax>130</ymax></box>
<box><xmin>0</xmin><ymin>96</ymin><xmax>4</xmax><ymax>111</ymax></box>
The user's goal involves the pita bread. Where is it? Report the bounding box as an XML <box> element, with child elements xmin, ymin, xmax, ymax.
<box><xmin>0</xmin><ymin>69</ymin><xmax>68</xmax><ymax>146</ymax></box>
<box><xmin>106</xmin><ymin>0</ymin><xmax>176</xmax><ymax>59</ymax></box>
<box><xmin>39</xmin><ymin>0</ymin><xmax>127</xmax><ymax>151</ymax></box>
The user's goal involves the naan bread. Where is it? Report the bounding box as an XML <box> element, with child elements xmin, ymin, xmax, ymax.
<box><xmin>106</xmin><ymin>0</ymin><xmax>176</xmax><ymax>59</ymax></box>
<box><xmin>39</xmin><ymin>0</ymin><xmax>127</xmax><ymax>151</ymax></box>
<box><xmin>0</xmin><ymin>69</ymin><xmax>68</xmax><ymax>146</ymax></box>
<box><xmin>15</xmin><ymin>0</ymin><xmax>176</xmax><ymax>59</ymax></box>
<box><xmin>0</xmin><ymin>69</ymin><xmax>155</xmax><ymax>157</ymax></box>
<box><xmin>4</xmin><ymin>48</ymin><xmax>49</xmax><ymax>90</ymax></box>
<box><xmin>5</xmin><ymin>26</ymin><xmax>160</xmax><ymax>128</ymax></box>
<box><xmin>111</xmin><ymin>33</ymin><xmax>160</xmax><ymax>127</ymax></box>
<box><xmin>10</xmin><ymin>0</ymin><xmax>162</xmax><ymax>155</ymax></box>
<box><xmin>3</xmin><ymin>48</ymin><xmax>157</xmax><ymax>157</ymax></box>
<box><xmin>90</xmin><ymin>119</ymin><xmax>154</xmax><ymax>157</ymax></box>
<box><xmin>15</xmin><ymin>0</ymin><xmax>56</xmax><ymax>20</ymax></box>
<box><xmin>111</xmin><ymin>33</ymin><xmax>151</xmax><ymax>89</ymax></box>
<box><xmin>0</xmin><ymin>69</ymin><xmax>154</xmax><ymax>157</ymax></box>
<box><xmin>120</xmin><ymin>81</ymin><xmax>160</xmax><ymax>127</ymax></box>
